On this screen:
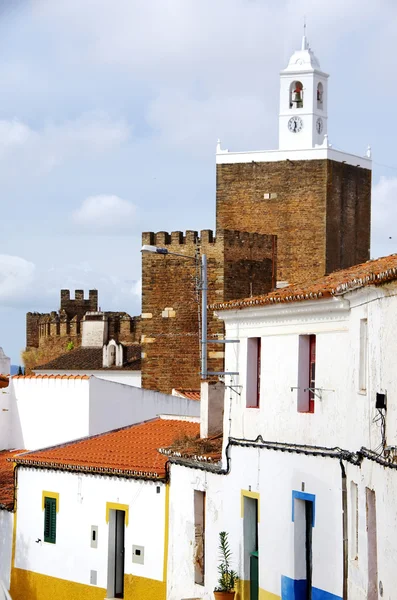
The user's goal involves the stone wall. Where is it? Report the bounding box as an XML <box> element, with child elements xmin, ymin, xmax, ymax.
<box><xmin>141</xmin><ymin>229</ymin><xmax>276</xmax><ymax>393</ymax></box>
<box><xmin>24</xmin><ymin>290</ymin><xmax>141</xmax><ymax>372</ymax></box>
<box><xmin>216</xmin><ymin>159</ymin><xmax>371</xmax><ymax>283</ymax></box>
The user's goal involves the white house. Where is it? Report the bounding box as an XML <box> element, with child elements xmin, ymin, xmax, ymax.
<box><xmin>10</xmin><ymin>415</ymin><xmax>200</xmax><ymax>600</ymax></box>
<box><xmin>4</xmin><ymin>374</ymin><xmax>200</xmax><ymax>451</ymax></box>
<box><xmin>165</xmin><ymin>253</ymin><xmax>397</xmax><ymax>600</ymax></box>
<box><xmin>0</xmin><ymin>374</ymin><xmax>200</xmax><ymax>598</ymax></box>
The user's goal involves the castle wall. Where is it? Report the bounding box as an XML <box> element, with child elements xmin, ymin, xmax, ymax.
<box><xmin>24</xmin><ymin>291</ymin><xmax>140</xmax><ymax>373</ymax></box>
<box><xmin>141</xmin><ymin>229</ymin><xmax>275</xmax><ymax>394</ymax></box>
<box><xmin>216</xmin><ymin>159</ymin><xmax>371</xmax><ymax>284</ymax></box>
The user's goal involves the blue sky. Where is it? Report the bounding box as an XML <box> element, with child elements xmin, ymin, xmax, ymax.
<box><xmin>0</xmin><ymin>0</ymin><xmax>396</xmax><ymax>364</ymax></box>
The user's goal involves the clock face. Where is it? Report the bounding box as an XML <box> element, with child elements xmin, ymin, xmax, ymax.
<box><xmin>316</xmin><ymin>117</ymin><xmax>323</xmax><ymax>134</ymax></box>
<box><xmin>288</xmin><ymin>116</ymin><xmax>303</xmax><ymax>133</ymax></box>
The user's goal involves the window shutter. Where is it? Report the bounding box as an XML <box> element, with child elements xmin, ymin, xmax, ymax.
<box><xmin>44</xmin><ymin>497</ymin><xmax>57</xmax><ymax>544</ymax></box>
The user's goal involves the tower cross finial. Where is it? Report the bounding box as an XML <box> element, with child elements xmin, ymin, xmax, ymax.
<box><xmin>302</xmin><ymin>16</ymin><xmax>308</xmax><ymax>50</ymax></box>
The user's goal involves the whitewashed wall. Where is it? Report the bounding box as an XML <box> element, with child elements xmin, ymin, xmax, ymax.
<box><xmin>34</xmin><ymin>370</ymin><xmax>142</xmax><ymax>388</ymax></box>
<box><xmin>88</xmin><ymin>378</ymin><xmax>199</xmax><ymax>437</ymax></box>
<box><xmin>345</xmin><ymin>459</ymin><xmax>397</xmax><ymax>600</ymax></box>
<box><xmin>219</xmin><ymin>284</ymin><xmax>397</xmax><ymax>453</ymax></box>
<box><xmin>167</xmin><ymin>445</ymin><xmax>343</xmax><ymax>600</ymax></box>
<box><xmin>0</xmin><ymin>349</ymin><xmax>10</xmax><ymax>377</ymax></box>
<box><xmin>10</xmin><ymin>377</ymin><xmax>90</xmax><ymax>451</ymax></box>
<box><xmin>15</xmin><ymin>468</ymin><xmax>165</xmax><ymax>588</ymax></box>
<box><xmin>10</xmin><ymin>377</ymin><xmax>199</xmax><ymax>451</ymax></box>
<box><xmin>0</xmin><ymin>388</ymin><xmax>10</xmax><ymax>450</ymax></box>
<box><xmin>0</xmin><ymin>510</ymin><xmax>13</xmax><ymax>590</ymax></box>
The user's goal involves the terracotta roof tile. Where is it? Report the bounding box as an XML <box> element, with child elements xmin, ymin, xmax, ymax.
<box><xmin>13</xmin><ymin>374</ymin><xmax>90</xmax><ymax>380</ymax></box>
<box><xmin>34</xmin><ymin>344</ymin><xmax>141</xmax><ymax>372</ymax></box>
<box><xmin>211</xmin><ymin>254</ymin><xmax>397</xmax><ymax>311</ymax></box>
<box><xmin>0</xmin><ymin>375</ymin><xmax>9</xmax><ymax>389</ymax></box>
<box><xmin>173</xmin><ymin>389</ymin><xmax>201</xmax><ymax>401</ymax></box>
<box><xmin>0</xmin><ymin>449</ymin><xmax>25</xmax><ymax>510</ymax></box>
<box><xmin>13</xmin><ymin>418</ymin><xmax>200</xmax><ymax>480</ymax></box>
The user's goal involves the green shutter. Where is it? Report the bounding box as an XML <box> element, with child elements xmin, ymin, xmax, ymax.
<box><xmin>44</xmin><ymin>497</ymin><xmax>57</xmax><ymax>543</ymax></box>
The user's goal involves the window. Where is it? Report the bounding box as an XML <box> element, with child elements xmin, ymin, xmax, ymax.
<box><xmin>317</xmin><ymin>82</ymin><xmax>324</xmax><ymax>108</ymax></box>
<box><xmin>298</xmin><ymin>335</ymin><xmax>316</xmax><ymax>413</ymax></box>
<box><xmin>359</xmin><ymin>319</ymin><xmax>368</xmax><ymax>392</ymax></box>
<box><xmin>194</xmin><ymin>491</ymin><xmax>205</xmax><ymax>585</ymax></box>
<box><xmin>290</xmin><ymin>81</ymin><xmax>303</xmax><ymax>108</ymax></box>
<box><xmin>350</xmin><ymin>482</ymin><xmax>358</xmax><ymax>560</ymax></box>
<box><xmin>247</xmin><ymin>338</ymin><xmax>261</xmax><ymax>408</ymax></box>
<box><xmin>44</xmin><ymin>496</ymin><xmax>57</xmax><ymax>544</ymax></box>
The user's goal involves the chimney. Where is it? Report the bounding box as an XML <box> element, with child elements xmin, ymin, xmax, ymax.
<box><xmin>81</xmin><ymin>313</ymin><xmax>108</xmax><ymax>347</ymax></box>
<box><xmin>200</xmin><ymin>380</ymin><xmax>225</xmax><ymax>438</ymax></box>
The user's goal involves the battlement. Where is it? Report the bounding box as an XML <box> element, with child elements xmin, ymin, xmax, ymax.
<box><xmin>142</xmin><ymin>229</ymin><xmax>275</xmax><ymax>250</ymax></box>
<box><xmin>60</xmin><ymin>289</ymin><xmax>98</xmax><ymax>318</ymax></box>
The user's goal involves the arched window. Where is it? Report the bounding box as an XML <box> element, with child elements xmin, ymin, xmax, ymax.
<box><xmin>317</xmin><ymin>83</ymin><xmax>323</xmax><ymax>108</ymax></box>
<box><xmin>290</xmin><ymin>81</ymin><xmax>303</xmax><ymax>109</ymax></box>
<box><xmin>108</xmin><ymin>344</ymin><xmax>116</xmax><ymax>367</ymax></box>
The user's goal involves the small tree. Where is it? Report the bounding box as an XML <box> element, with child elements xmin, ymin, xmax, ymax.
<box><xmin>214</xmin><ymin>531</ymin><xmax>238</xmax><ymax>592</ymax></box>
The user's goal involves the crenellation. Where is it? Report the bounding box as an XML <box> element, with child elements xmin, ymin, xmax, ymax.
<box><xmin>171</xmin><ymin>231</ymin><xmax>184</xmax><ymax>244</ymax></box>
<box><xmin>141</xmin><ymin>228</ymin><xmax>276</xmax><ymax>393</ymax></box>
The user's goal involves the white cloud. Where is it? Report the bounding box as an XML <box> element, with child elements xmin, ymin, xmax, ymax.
<box><xmin>72</xmin><ymin>194</ymin><xmax>137</xmax><ymax>231</ymax></box>
<box><xmin>0</xmin><ymin>255</ymin><xmax>35</xmax><ymax>305</ymax></box>
<box><xmin>371</xmin><ymin>176</ymin><xmax>397</xmax><ymax>259</ymax></box>
<box><xmin>0</xmin><ymin>112</ymin><xmax>130</xmax><ymax>177</ymax></box>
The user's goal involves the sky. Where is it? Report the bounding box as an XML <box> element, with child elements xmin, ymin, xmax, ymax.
<box><xmin>0</xmin><ymin>0</ymin><xmax>396</xmax><ymax>364</ymax></box>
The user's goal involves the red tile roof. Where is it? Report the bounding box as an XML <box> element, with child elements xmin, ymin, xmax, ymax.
<box><xmin>0</xmin><ymin>449</ymin><xmax>25</xmax><ymax>511</ymax></box>
<box><xmin>13</xmin><ymin>374</ymin><xmax>90</xmax><ymax>380</ymax></box>
<box><xmin>173</xmin><ymin>389</ymin><xmax>201</xmax><ymax>401</ymax></box>
<box><xmin>0</xmin><ymin>375</ymin><xmax>9</xmax><ymax>389</ymax></box>
<box><xmin>13</xmin><ymin>418</ymin><xmax>200</xmax><ymax>480</ymax></box>
<box><xmin>211</xmin><ymin>254</ymin><xmax>397</xmax><ymax>311</ymax></box>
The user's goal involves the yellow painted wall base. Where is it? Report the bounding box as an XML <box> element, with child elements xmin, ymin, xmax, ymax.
<box><xmin>10</xmin><ymin>568</ymin><xmax>166</xmax><ymax>600</ymax></box>
<box><xmin>235</xmin><ymin>580</ymin><xmax>281</xmax><ymax>600</ymax></box>
<box><xmin>124</xmin><ymin>573</ymin><xmax>166</xmax><ymax>600</ymax></box>
<box><xmin>11</xmin><ymin>568</ymin><xmax>106</xmax><ymax>600</ymax></box>
<box><xmin>259</xmin><ymin>589</ymin><xmax>281</xmax><ymax>600</ymax></box>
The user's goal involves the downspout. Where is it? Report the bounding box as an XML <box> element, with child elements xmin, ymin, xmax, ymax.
<box><xmin>340</xmin><ymin>460</ymin><xmax>348</xmax><ymax>600</ymax></box>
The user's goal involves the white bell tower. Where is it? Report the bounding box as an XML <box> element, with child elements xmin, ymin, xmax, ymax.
<box><xmin>279</xmin><ymin>35</ymin><xmax>329</xmax><ymax>150</ymax></box>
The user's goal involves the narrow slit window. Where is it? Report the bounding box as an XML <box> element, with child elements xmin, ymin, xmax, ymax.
<box><xmin>194</xmin><ymin>491</ymin><xmax>206</xmax><ymax>585</ymax></box>
<box><xmin>359</xmin><ymin>319</ymin><xmax>368</xmax><ymax>392</ymax></box>
<box><xmin>247</xmin><ymin>338</ymin><xmax>261</xmax><ymax>408</ymax></box>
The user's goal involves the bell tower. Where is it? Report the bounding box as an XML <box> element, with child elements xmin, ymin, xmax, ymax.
<box><xmin>278</xmin><ymin>35</ymin><xmax>329</xmax><ymax>150</ymax></box>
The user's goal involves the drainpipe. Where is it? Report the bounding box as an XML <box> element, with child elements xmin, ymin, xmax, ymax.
<box><xmin>340</xmin><ymin>460</ymin><xmax>348</xmax><ymax>600</ymax></box>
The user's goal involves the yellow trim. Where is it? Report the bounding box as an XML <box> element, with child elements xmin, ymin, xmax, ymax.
<box><xmin>240</xmin><ymin>490</ymin><xmax>260</xmax><ymax>522</ymax></box>
<box><xmin>259</xmin><ymin>589</ymin><xmax>281</xmax><ymax>600</ymax></box>
<box><xmin>42</xmin><ymin>491</ymin><xmax>60</xmax><ymax>512</ymax></box>
<box><xmin>163</xmin><ymin>484</ymin><xmax>170</xmax><ymax>582</ymax></box>
<box><xmin>105</xmin><ymin>501</ymin><xmax>129</xmax><ymax>526</ymax></box>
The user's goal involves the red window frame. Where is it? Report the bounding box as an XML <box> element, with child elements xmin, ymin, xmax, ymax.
<box><xmin>256</xmin><ymin>337</ymin><xmax>261</xmax><ymax>408</ymax></box>
<box><xmin>308</xmin><ymin>335</ymin><xmax>316</xmax><ymax>413</ymax></box>
<box><xmin>246</xmin><ymin>337</ymin><xmax>261</xmax><ymax>408</ymax></box>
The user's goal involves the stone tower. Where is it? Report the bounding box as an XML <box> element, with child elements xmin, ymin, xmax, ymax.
<box><xmin>216</xmin><ymin>35</ymin><xmax>371</xmax><ymax>284</ymax></box>
<box><xmin>141</xmin><ymin>35</ymin><xmax>372</xmax><ymax>393</ymax></box>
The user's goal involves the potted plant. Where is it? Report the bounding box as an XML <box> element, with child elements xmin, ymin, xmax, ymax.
<box><xmin>214</xmin><ymin>531</ymin><xmax>238</xmax><ymax>599</ymax></box>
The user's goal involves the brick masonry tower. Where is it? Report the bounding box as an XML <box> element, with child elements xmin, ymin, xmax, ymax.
<box><xmin>141</xmin><ymin>230</ymin><xmax>276</xmax><ymax>393</ymax></box>
<box><xmin>216</xmin><ymin>35</ymin><xmax>371</xmax><ymax>284</ymax></box>
<box><xmin>141</xmin><ymin>35</ymin><xmax>372</xmax><ymax>393</ymax></box>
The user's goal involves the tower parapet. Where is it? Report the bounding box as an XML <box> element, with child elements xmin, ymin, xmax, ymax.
<box><xmin>141</xmin><ymin>229</ymin><xmax>276</xmax><ymax>393</ymax></box>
